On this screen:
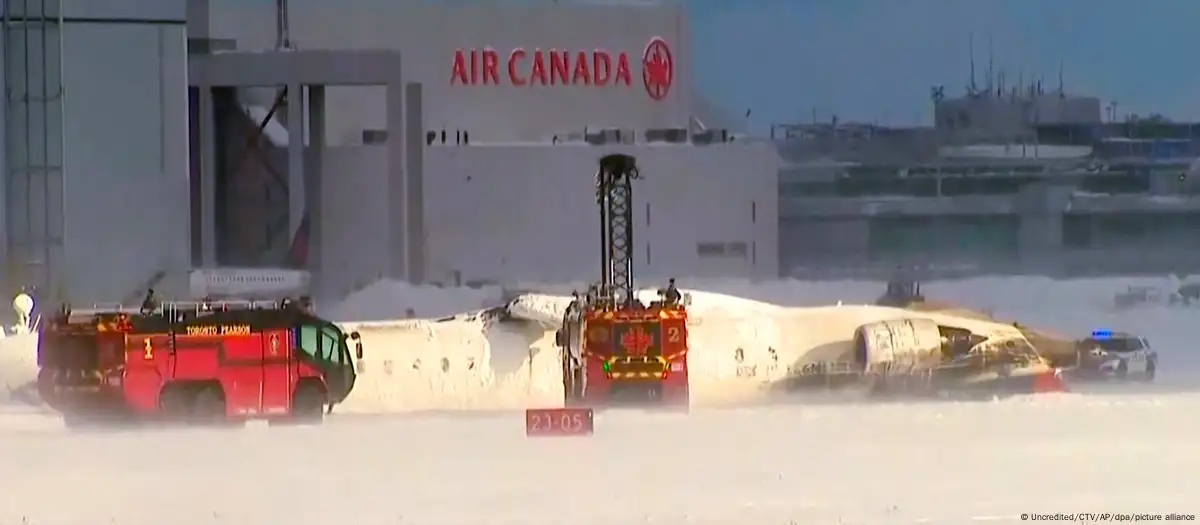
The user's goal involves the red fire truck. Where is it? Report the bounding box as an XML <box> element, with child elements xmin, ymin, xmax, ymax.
<box><xmin>37</xmin><ymin>299</ymin><xmax>362</xmax><ymax>426</ymax></box>
<box><xmin>560</xmin><ymin>302</ymin><xmax>689</xmax><ymax>405</ymax></box>
<box><xmin>555</xmin><ymin>154</ymin><xmax>690</xmax><ymax>407</ymax></box>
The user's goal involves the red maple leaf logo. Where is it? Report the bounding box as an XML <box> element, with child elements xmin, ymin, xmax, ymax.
<box><xmin>621</xmin><ymin>326</ymin><xmax>654</xmax><ymax>356</ymax></box>
<box><xmin>642</xmin><ymin>37</ymin><xmax>673</xmax><ymax>101</ymax></box>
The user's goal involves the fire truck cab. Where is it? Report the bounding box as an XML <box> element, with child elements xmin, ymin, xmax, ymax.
<box><xmin>37</xmin><ymin>299</ymin><xmax>362</xmax><ymax>426</ymax></box>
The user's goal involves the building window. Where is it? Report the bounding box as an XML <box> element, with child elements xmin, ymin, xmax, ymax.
<box><xmin>696</xmin><ymin>242</ymin><xmax>749</xmax><ymax>259</ymax></box>
<box><xmin>696</xmin><ymin>242</ymin><xmax>725</xmax><ymax>257</ymax></box>
<box><xmin>727</xmin><ymin>242</ymin><xmax>748</xmax><ymax>258</ymax></box>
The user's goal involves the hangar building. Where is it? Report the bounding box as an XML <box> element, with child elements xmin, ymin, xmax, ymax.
<box><xmin>0</xmin><ymin>0</ymin><xmax>190</xmax><ymax>305</ymax></box>
<box><xmin>0</xmin><ymin>0</ymin><xmax>780</xmax><ymax>304</ymax></box>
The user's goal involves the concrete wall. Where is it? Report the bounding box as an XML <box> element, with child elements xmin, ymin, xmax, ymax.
<box><xmin>1</xmin><ymin>0</ymin><xmax>190</xmax><ymax>304</ymax></box>
<box><xmin>318</xmin><ymin>143</ymin><xmax>779</xmax><ymax>298</ymax></box>
<box><xmin>203</xmin><ymin>0</ymin><xmax>693</xmax><ymax>143</ymax></box>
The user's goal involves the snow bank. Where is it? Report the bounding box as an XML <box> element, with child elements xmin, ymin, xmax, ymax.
<box><xmin>0</xmin><ymin>333</ymin><xmax>38</xmax><ymax>404</ymax></box>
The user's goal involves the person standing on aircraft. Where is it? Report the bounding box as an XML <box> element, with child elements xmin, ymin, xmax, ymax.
<box><xmin>140</xmin><ymin>289</ymin><xmax>159</xmax><ymax>315</ymax></box>
<box><xmin>566</xmin><ymin>291</ymin><xmax>582</xmax><ymax>317</ymax></box>
<box><xmin>663</xmin><ymin>278</ymin><xmax>681</xmax><ymax>305</ymax></box>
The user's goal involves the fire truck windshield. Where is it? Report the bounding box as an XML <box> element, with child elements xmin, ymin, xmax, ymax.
<box><xmin>297</xmin><ymin>323</ymin><xmax>351</xmax><ymax>368</ymax></box>
<box><xmin>296</xmin><ymin>321</ymin><xmax>357</xmax><ymax>405</ymax></box>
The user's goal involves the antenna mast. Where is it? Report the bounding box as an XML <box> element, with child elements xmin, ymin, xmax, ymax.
<box><xmin>968</xmin><ymin>33</ymin><xmax>978</xmax><ymax>94</ymax></box>
<box><xmin>986</xmin><ymin>36</ymin><xmax>995</xmax><ymax>96</ymax></box>
<box><xmin>1057</xmin><ymin>60</ymin><xmax>1065</xmax><ymax>95</ymax></box>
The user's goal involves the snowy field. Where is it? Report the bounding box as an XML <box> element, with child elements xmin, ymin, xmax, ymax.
<box><xmin>2</xmin><ymin>394</ymin><xmax>1197</xmax><ymax>524</ymax></box>
<box><xmin>2</xmin><ymin>276</ymin><xmax>1200</xmax><ymax>523</ymax></box>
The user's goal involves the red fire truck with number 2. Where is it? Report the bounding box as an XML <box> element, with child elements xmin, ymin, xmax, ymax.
<box><xmin>527</xmin><ymin>154</ymin><xmax>691</xmax><ymax>436</ymax></box>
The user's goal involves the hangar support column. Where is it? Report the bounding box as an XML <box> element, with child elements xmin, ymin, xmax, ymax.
<box><xmin>189</xmin><ymin>50</ymin><xmax>417</xmax><ymax>302</ymax></box>
<box><xmin>286</xmin><ymin>81</ymin><xmax>305</xmax><ymax>253</ymax></box>
<box><xmin>195</xmin><ymin>86</ymin><xmax>217</xmax><ymax>268</ymax></box>
<box><xmin>403</xmin><ymin>82</ymin><xmax>425</xmax><ymax>283</ymax></box>
<box><xmin>304</xmin><ymin>85</ymin><xmax>325</xmax><ymax>290</ymax></box>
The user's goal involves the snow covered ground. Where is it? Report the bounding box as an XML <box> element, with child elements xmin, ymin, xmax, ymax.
<box><xmin>2</xmin><ymin>276</ymin><xmax>1200</xmax><ymax>523</ymax></box>
<box><xmin>1</xmin><ymin>393</ymin><xmax>1197</xmax><ymax>524</ymax></box>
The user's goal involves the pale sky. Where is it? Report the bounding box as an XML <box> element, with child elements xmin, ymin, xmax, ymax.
<box><xmin>689</xmin><ymin>0</ymin><xmax>1200</xmax><ymax>132</ymax></box>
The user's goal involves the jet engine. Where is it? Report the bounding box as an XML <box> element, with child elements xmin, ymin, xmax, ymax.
<box><xmin>854</xmin><ymin>319</ymin><xmax>992</xmax><ymax>370</ymax></box>
<box><xmin>853</xmin><ymin>319</ymin><xmax>946</xmax><ymax>374</ymax></box>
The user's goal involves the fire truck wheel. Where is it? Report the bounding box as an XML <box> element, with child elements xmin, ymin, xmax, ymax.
<box><xmin>191</xmin><ymin>386</ymin><xmax>227</xmax><ymax>423</ymax></box>
<box><xmin>159</xmin><ymin>387</ymin><xmax>193</xmax><ymax>420</ymax></box>
<box><xmin>292</xmin><ymin>383</ymin><xmax>326</xmax><ymax>423</ymax></box>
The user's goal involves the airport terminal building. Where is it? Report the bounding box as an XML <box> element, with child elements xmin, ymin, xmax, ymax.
<box><xmin>776</xmin><ymin>89</ymin><xmax>1200</xmax><ymax>279</ymax></box>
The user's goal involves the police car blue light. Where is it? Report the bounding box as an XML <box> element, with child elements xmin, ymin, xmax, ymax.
<box><xmin>1091</xmin><ymin>329</ymin><xmax>1113</xmax><ymax>339</ymax></box>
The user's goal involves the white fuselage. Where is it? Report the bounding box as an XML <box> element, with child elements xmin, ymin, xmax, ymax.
<box><xmin>0</xmin><ymin>287</ymin><xmax>1046</xmax><ymax>412</ymax></box>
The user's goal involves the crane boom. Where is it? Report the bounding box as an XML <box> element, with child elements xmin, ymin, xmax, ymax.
<box><xmin>596</xmin><ymin>154</ymin><xmax>639</xmax><ymax>308</ymax></box>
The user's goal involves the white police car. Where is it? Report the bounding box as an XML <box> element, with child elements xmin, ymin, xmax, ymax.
<box><xmin>1076</xmin><ymin>329</ymin><xmax>1156</xmax><ymax>381</ymax></box>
